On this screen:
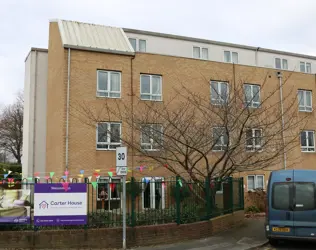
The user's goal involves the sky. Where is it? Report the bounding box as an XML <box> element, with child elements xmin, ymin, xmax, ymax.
<box><xmin>1</xmin><ymin>0</ymin><xmax>316</xmax><ymax>105</ymax></box>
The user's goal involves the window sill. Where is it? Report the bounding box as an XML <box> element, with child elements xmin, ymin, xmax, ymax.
<box><xmin>140</xmin><ymin>98</ymin><xmax>163</xmax><ymax>102</ymax></box>
<box><xmin>299</xmin><ymin>109</ymin><xmax>313</xmax><ymax>113</ymax></box>
<box><xmin>301</xmin><ymin>150</ymin><xmax>315</xmax><ymax>153</ymax></box>
<box><xmin>96</xmin><ymin>148</ymin><xmax>119</xmax><ymax>151</ymax></box>
<box><xmin>96</xmin><ymin>95</ymin><xmax>121</xmax><ymax>99</ymax></box>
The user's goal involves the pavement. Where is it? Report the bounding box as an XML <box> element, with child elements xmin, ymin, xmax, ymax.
<box><xmin>255</xmin><ymin>240</ymin><xmax>316</xmax><ymax>249</ymax></box>
<box><xmin>131</xmin><ymin>217</ymin><xmax>267</xmax><ymax>250</ymax></box>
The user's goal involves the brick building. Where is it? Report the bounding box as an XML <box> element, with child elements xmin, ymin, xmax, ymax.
<box><xmin>23</xmin><ymin>19</ymin><xmax>316</xmax><ymax>209</ymax></box>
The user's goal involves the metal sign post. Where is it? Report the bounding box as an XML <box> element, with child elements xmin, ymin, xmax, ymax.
<box><xmin>116</xmin><ymin>147</ymin><xmax>127</xmax><ymax>249</ymax></box>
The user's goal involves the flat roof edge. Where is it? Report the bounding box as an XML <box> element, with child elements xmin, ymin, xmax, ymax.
<box><xmin>24</xmin><ymin>47</ymin><xmax>48</xmax><ymax>62</ymax></box>
<box><xmin>63</xmin><ymin>44</ymin><xmax>135</xmax><ymax>56</ymax></box>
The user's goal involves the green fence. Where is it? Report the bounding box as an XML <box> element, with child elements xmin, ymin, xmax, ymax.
<box><xmin>0</xmin><ymin>176</ymin><xmax>244</xmax><ymax>231</ymax></box>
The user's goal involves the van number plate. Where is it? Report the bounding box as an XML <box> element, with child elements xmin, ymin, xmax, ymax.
<box><xmin>272</xmin><ymin>227</ymin><xmax>290</xmax><ymax>232</ymax></box>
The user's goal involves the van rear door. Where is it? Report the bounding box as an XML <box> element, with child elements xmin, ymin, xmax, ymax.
<box><xmin>293</xmin><ymin>171</ymin><xmax>316</xmax><ymax>238</ymax></box>
<box><xmin>269</xmin><ymin>170</ymin><xmax>295</xmax><ymax>237</ymax></box>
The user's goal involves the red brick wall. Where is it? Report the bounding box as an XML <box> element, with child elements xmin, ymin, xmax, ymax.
<box><xmin>0</xmin><ymin>211</ymin><xmax>244</xmax><ymax>249</ymax></box>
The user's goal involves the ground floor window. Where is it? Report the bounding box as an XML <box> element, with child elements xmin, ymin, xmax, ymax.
<box><xmin>97</xmin><ymin>177</ymin><xmax>121</xmax><ymax>210</ymax></box>
<box><xmin>247</xmin><ymin>175</ymin><xmax>264</xmax><ymax>191</ymax></box>
<box><xmin>142</xmin><ymin>177</ymin><xmax>165</xmax><ymax>209</ymax></box>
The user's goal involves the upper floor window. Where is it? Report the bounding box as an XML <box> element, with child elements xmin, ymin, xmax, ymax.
<box><xmin>193</xmin><ymin>46</ymin><xmax>208</xmax><ymax>60</ymax></box>
<box><xmin>141</xmin><ymin>124</ymin><xmax>163</xmax><ymax>151</ymax></box>
<box><xmin>224</xmin><ymin>51</ymin><xmax>238</xmax><ymax>63</ymax></box>
<box><xmin>298</xmin><ymin>90</ymin><xmax>312</xmax><ymax>112</ymax></box>
<box><xmin>246</xmin><ymin>128</ymin><xmax>262</xmax><ymax>152</ymax></box>
<box><xmin>275</xmin><ymin>58</ymin><xmax>288</xmax><ymax>70</ymax></box>
<box><xmin>210</xmin><ymin>81</ymin><xmax>229</xmax><ymax>105</ymax></box>
<box><xmin>301</xmin><ymin>130</ymin><xmax>315</xmax><ymax>152</ymax></box>
<box><xmin>140</xmin><ymin>74</ymin><xmax>162</xmax><ymax>101</ymax></box>
<box><xmin>300</xmin><ymin>62</ymin><xmax>311</xmax><ymax>73</ymax></box>
<box><xmin>97</xmin><ymin>70</ymin><xmax>121</xmax><ymax>98</ymax></box>
<box><xmin>97</xmin><ymin>122</ymin><xmax>121</xmax><ymax>150</ymax></box>
<box><xmin>212</xmin><ymin>127</ymin><xmax>228</xmax><ymax>151</ymax></box>
<box><xmin>128</xmin><ymin>38</ymin><xmax>146</xmax><ymax>52</ymax></box>
<box><xmin>244</xmin><ymin>84</ymin><xmax>260</xmax><ymax>108</ymax></box>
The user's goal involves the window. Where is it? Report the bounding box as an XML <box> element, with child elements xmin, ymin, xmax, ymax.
<box><xmin>213</xmin><ymin>127</ymin><xmax>228</xmax><ymax>151</ymax></box>
<box><xmin>210</xmin><ymin>81</ymin><xmax>229</xmax><ymax>105</ymax></box>
<box><xmin>97</xmin><ymin>70</ymin><xmax>121</xmax><ymax>98</ymax></box>
<box><xmin>244</xmin><ymin>84</ymin><xmax>260</xmax><ymax>108</ymax></box>
<box><xmin>141</xmin><ymin>124</ymin><xmax>163</xmax><ymax>151</ymax></box>
<box><xmin>140</xmin><ymin>74</ymin><xmax>162</xmax><ymax>101</ymax></box>
<box><xmin>142</xmin><ymin>177</ymin><xmax>165</xmax><ymax>209</ymax></box>
<box><xmin>301</xmin><ymin>130</ymin><xmax>315</xmax><ymax>152</ymax></box>
<box><xmin>193</xmin><ymin>46</ymin><xmax>208</xmax><ymax>59</ymax></box>
<box><xmin>128</xmin><ymin>38</ymin><xmax>146</xmax><ymax>52</ymax></box>
<box><xmin>97</xmin><ymin>177</ymin><xmax>121</xmax><ymax>210</ymax></box>
<box><xmin>129</xmin><ymin>38</ymin><xmax>137</xmax><ymax>51</ymax></box>
<box><xmin>246</xmin><ymin>128</ymin><xmax>262</xmax><ymax>151</ymax></box>
<box><xmin>298</xmin><ymin>90</ymin><xmax>312</xmax><ymax>112</ymax></box>
<box><xmin>97</xmin><ymin>122</ymin><xmax>121</xmax><ymax>150</ymax></box>
<box><xmin>300</xmin><ymin>62</ymin><xmax>312</xmax><ymax>73</ymax></box>
<box><xmin>275</xmin><ymin>58</ymin><xmax>288</xmax><ymax>70</ymax></box>
<box><xmin>295</xmin><ymin>183</ymin><xmax>316</xmax><ymax>211</ymax></box>
<box><xmin>247</xmin><ymin>175</ymin><xmax>264</xmax><ymax>191</ymax></box>
<box><xmin>272</xmin><ymin>183</ymin><xmax>291</xmax><ymax>210</ymax></box>
<box><xmin>224</xmin><ymin>51</ymin><xmax>238</xmax><ymax>63</ymax></box>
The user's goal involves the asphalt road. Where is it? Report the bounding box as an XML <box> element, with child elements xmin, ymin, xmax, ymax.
<box><xmin>258</xmin><ymin>240</ymin><xmax>316</xmax><ymax>250</ymax></box>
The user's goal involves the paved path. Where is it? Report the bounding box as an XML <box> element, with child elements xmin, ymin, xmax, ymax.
<box><xmin>132</xmin><ymin>218</ymin><xmax>267</xmax><ymax>250</ymax></box>
<box><xmin>256</xmin><ymin>241</ymin><xmax>316</xmax><ymax>250</ymax></box>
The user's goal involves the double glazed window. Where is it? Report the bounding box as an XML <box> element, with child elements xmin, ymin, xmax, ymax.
<box><xmin>210</xmin><ymin>81</ymin><xmax>229</xmax><ymax>105</ymax></box>
<box><xmin>141</xmin><ymin>124</ymin><xmax>163</xmax><ymax>151</ymax></box>
<box><xmin>128</xmin><ymin>38</ymin><xmax>146</xmax><ymax>52</ymax></box>
<box><xmin>300</xmin><ymin>130</ymin><xmax>315</xmax><ymax>152</ymax></box>
<box><xmin>275</xmin><ymin>58</ymin><xmax>288</xmax><ymax>70</ymax></box>
<box><xmin>298</xmin><ymin>90</ymin><xmax>312</xmax><ymax>112</ymax></box>
<box><xmin>244</xmin><ymin>84</ymin><xmax>261</xmax><ymax>108</ymax></box>
<box><xmin>247</xmin><ymin>175</ymin><xmax>264</xmax><ymax>191</ymax></box>
<box><xmin>97</xmin><ymin>177</ymin><xmax>121</xmax><ymax>210</ymax></box>
<box><xmin>97</xmin><ymin>70</ymin><xmax>121</xmax><ymax>98</ymax></box>
<box><xmin>300</xmin><ymin>62</ymin><xmax>311</xmax><ymax>73</ymax></box>
<box><xmin>272</xmin><ymin>182</ymin><xmax>315</xmax><ymax>211</ymax></box>
<box><xmin>96</xmin><ymin>122</ymin><xmax>121</xmax><ymax>150</ymax></box>
<box><xmin>140</xmin><ymin>74</ymin><xmax>162</xmax><ymax>101</ymax></box>
<box><xmin>213</xmin><ymin>127</ymin><xmax>228</xmax><ymax>151</ymax></box>
<box><xmin>193</xmin><ymin>46</ymin><xmax>208</xmax><ymax>60</ymax></box>
<box><xmin>224</xmin><ymin>51</ymin><xmax>238</xmax><ymax>63</ymax></box>
<box><xmin>246</xmin><ymin>128</ymin><xmax>262</xmax><ymax>151</ymax></box>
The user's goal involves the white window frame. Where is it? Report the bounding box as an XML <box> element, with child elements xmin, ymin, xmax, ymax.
<box><xmin>245</xmin><ymin>128</ymin><xmax>263</xmax><ymax>152</ymax></box>
<box><xmin>210</xmin><ymin>81</ymin><xmax>229</xmax><ymax>105</ymax></box>
<box><xmin>140</xmin><ymin>124</ymin><xmax>163</xmax><ymax>151</ymax></box>
<box><xmin>212</xmin><ymin>127</ymin><xmax>228</xmax><ymax>151</ymax></box>
<box><xmin>192</xmin><ymin>46</ymin><xmax>208</xmax><ymax>60</ymax></box>
<box><xmin>275</xmin><ymin>58</ymin><xmax>288</xmax><ymax>70</ymax></box>
<box><xmin>224</xmin><ymin>51</ymin><xmax>238</xmax><ymax>63</ymax></box>
<box><xmin>300</xmin><ymin>61</ymin><xmax>312</xmax><ymax>73</ymax></box>
<box><xmin>142</xmin><ymin>177</ymin><xmax>165</xmax><ymax>209</ymax></box>
<box><xmin>244</xmin><ymin>84</ymin><xmax>261</xmax><ymax>108</ymax></box>
<box><xmin>140</xmin><ymin>74</ymin><xmax>162</xmax><ymax>101</ymax></box>
<box><xmin>128</xmin><ymin>37</ymin><xmax>147</xmax><ymax>52</ymax></box>
<box><xmin>96</xmin><ymin>70</ymin><xmax>121</xmax><ymax>98</ymax></box>
<box><xmin>247</xmin><ymin>175</ymin><xmax>265</xmax><ymax>191</ymax></box>
<box><xmin>97</xmin><ymin>177</ymin><xmax>122</xmax><ymax>210</ymax></box>
<box><xmin>301</xmin><ymin>130</ymin><xmax>315</xmax><ymax>152</ymax></box>
<box><xmin>298</xmin><ymin>90</ymin><xmax>312</xmax><ymax>112</ymax></box>
<box><xmin>96</xmin><ymin>122</ymin><xmax>122</xmax><ymax>150</ymax></box>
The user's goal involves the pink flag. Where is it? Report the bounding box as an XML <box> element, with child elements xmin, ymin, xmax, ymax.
<box><xmin>61</xmin><ymin>182</ymin><xmax>69</xmax><ymax>192</ymax></box>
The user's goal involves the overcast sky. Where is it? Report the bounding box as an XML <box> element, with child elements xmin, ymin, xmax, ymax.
<box><xmin>1</xmin><ymin>0</ymin><xmax>316</xmax><ymax>105</ymax></box>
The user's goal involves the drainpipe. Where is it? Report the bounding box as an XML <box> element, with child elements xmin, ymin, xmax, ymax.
<box><xmin>65</xmin><ymin>48</ymin><xmax>71</xmax><ymax>172</ymax></box>
<box><xmin>255</xmin><ymin>47</ymin><xmax>260</xmax><ymax>66</ymax></box>
<box><xmin>130</xmin><ymin>55</ymin><xmax>135</xmax><ymax>177</ymax></box>
<box><xmin>277</xmin><ymin>71</ymin><xmax>287</xmax><ymax>170</ymax></box>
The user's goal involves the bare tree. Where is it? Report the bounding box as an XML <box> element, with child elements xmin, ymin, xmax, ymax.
<box><xmin>0</xmin><ymin>93</ymin><xmax>23</xmax><ymax>164</ymax></box>
<box><xmin>71</xmin><ymin>71</ymin><xmax>309</xmax><ymax>185</ymax></box>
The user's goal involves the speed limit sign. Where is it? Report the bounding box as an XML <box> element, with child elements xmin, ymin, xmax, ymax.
<box><xmin>116</xmin><ymin>147</ymin><xmax>127</xmax><ymax>167</ymax></box>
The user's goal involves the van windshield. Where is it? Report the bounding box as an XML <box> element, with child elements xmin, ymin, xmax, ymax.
<box><xmin>272</xmin><ymin>183</ymin><xmax>291</xmax><ymax>210</ymax></box>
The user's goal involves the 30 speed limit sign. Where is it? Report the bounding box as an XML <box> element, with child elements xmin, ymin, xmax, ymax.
<box><xmin>116</xmin><ymin>147</ymin><xmax>127</xmax><ymax>167</ymax></box>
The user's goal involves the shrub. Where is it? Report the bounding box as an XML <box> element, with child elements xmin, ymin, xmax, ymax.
<box><xmin>245</xmin><ymin>205</ymin><xmax>260</xmax><ymax>213</ymax></box>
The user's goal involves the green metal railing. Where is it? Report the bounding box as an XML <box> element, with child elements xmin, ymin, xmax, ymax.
<box><xmin>0</xmin><ymin>176</ymin><xmax>244</xmax><ymax>231</ymax></box>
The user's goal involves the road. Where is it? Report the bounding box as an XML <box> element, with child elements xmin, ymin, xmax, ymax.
<box><xmin>257</xmin><ymin>240</ymin><xmax>316</xmax><ymax>250</ymax></box>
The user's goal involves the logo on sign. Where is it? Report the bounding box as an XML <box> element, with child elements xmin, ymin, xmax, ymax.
<box><xmin>39</xmin><ymin>201</ymin><xmax>49</xmax><ymax>209</ymax></box>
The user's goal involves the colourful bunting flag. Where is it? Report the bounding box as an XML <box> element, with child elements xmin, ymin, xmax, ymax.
<box><xmin>80</xmin><ymin>170</ymin><xmax>84</xmax><ymax>174</ymax></box>
<box><xmin>27</xmin><ymin>177</ymin><xmax>32</xmax><ymax>181</ymax></box>
<box><xmin>128</xmin><ymin>169</ymin><xmax>132</xmax><ymax>173</ymax></box>
<box><xmin>95</xmin><ymin>169</ymin><xmax>100</xmax><ymax>173</ymax></box>
<box><xmin>50</xmin><ymin>172</ymin><xmax>55</xmax><ymax>178</ymax></box>
<box><xmin>61</xmin><ymin>182</ymin><xmax>69</xmax><ymax>192</ymax></box>
<box><xmin>108</xmin><ymin>172</ymin><xmax>113</xmax><ymax>178</ymax></box>
<box><xmin>93</xmin><ymin>172</ymin><xmax>100</xmax><ymax>177</ymax></box>
<box><xmin>164</xmin><ymin>164</ymin><xmax>168</xmax><ymax>168</ymax></box>
<box><xmin>110</xmin><ymin>183</ymin><xmax>116</xmax><ymax>190</ymax></box>
<box><xmin>178</xmin><ymin>179</ymin><xmax>183</xmax><ymax>187</ymax></box>
<box><xmin>78</xmin><ymin>174</ymin><xmax>84</xmax><ymax>178</ymax></box>
<box><xmin>65</xmin><ymin>170</ymin><xmax>69</xmax><ymax>176</ymax></box>
<box><xmin>88</xmin><ymin>176</ymin><xmax>92</xmax><ymax>182</ymax></box>
<box><xmin>45</xmin><ymin>176</ymin><xmax>49</xmax><ymax>180</ymax></box>
<box><xmin>91</xmin><ymin>181</ymin><xmax>97</xmax><ymax>189</ymax></box>
<box><xmin>4</xmin><ymin>174</ymin><xmax>8</xmax><ymax>179</ymax></box>
<box><xmin>145</xmin><ymin>179</ymin><xmax>150</xmax><ymax>184</ymax></box>
<box><xmin>8</xmin><ymin>171</ymin><xmax>12</xmax><ymax>175</ymax></box>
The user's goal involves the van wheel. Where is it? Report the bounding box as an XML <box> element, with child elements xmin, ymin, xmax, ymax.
<box><xmin>269</xmin><ymin>238</ymin><xmax>278</xmax><ymax>246</ymax></box>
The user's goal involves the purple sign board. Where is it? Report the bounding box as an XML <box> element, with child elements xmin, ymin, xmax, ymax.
<box><xmin>34</xmin><ymin>183</ymin><xmax>87</xmax><ymax>226</ymax></box>
<box><xmin>0</xmin><ymin>188</ymin><xmax>31</xmax><ymax>224</ymax></box>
